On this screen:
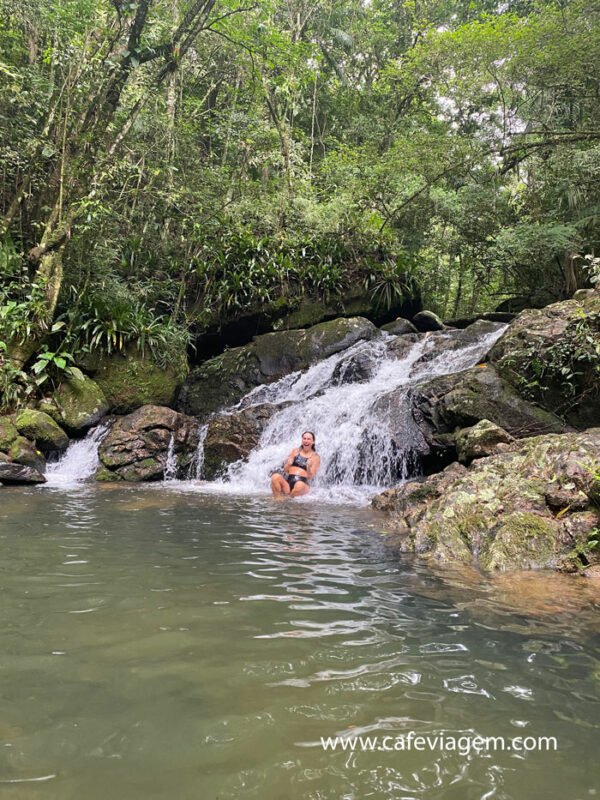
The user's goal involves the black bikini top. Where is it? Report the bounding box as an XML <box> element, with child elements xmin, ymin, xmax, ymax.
<box><xmin>292</xmin><ymin>452</ymin><xmax>309</xmax><ymax>470</ymax></box>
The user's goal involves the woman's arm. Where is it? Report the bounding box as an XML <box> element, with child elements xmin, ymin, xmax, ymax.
<box><xmin>306</xmin><ymin>454</ymin><xmax>320</xmax><ymax>479</ymax></box>
<box><xmin>283</xmin><ymin>449</ymin><xmax>297</xmax><ymax>471</ymax></box>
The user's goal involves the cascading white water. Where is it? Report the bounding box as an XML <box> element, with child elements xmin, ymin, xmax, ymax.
<box><xmin>44</xmin><ymin>422</ymin><xmax>111</xmax><ymax>488</ymax></box>
<box><xmin>197</xmin><ymin>324</ymin><xmax>507</xmax><ymax>504</ymax></box>
<box><xmin>163</xmin><ymin>433</ymin><xmax>177</xmax><ymax>481</ymax></box>
<box><xmin>188</xmin><ymin>423</ymin><xmax>208</xmax><ymax>480</ymax></box>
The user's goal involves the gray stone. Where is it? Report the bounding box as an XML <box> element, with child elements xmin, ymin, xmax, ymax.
<box><xmin>0</xmin><ymin>462</ymin><xmax>46</xmax><ymax>484</ymax></box>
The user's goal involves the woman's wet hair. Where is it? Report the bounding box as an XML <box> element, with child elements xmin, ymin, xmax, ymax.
<box><xmin>302</xmin><ymin>431</ymin><xmax>316</xmax><ymax>451</ymax></box>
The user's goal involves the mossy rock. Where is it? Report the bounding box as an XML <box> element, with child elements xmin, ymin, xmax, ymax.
<box><xmin>94</xmin><ymin>346</ymin><xmax>181</xmax><ymax>414</ymax></box>
<box><xmin>14</xmin><ymin>409</ymin><xmax>68</xmax><ymax>453</ymax></box>
<box><xmin>43</xmin><ymin>373</ymin><xmax>109</xmax><ymax>433</ymax></box>
<box><xmin>0</xmin><ymin>417</ymin><xmax>19</xmax><ymax>451</ymax></box>
<box><xmin>10</xmin><ymin>436</ymin><xmax>46</xmax><ymax>473</ymax></box>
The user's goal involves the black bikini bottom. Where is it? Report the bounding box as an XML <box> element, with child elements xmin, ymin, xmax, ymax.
<box><xmin>286</xmin><ymin>474</ymin><xmax>309</xmax><ymax>490</ymax></box>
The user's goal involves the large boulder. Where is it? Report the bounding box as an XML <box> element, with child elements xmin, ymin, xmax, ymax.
<box><xmin>14</xmin><ymin>409</ymin><xmax>68</xmax><ymax>454</ymax></box>
<box><xmin>202</xmin><ymin>403</ymin><xmax>283</xmax><ymax>479</ymax></box>
<box><xmin>381</xmin><ymin>317</ymin><xmax>418</xmax><ymax>335</ymax></box>
<box><xmin>488</xmin><ymin>291</ymin><xmax>600</xmax><ymax>428</ymax></box>
<box><xmin>98</xmin><ymin>405</ymin><xmax>200</xmax><ymax>481</ymax></box>
<box><xmin>93</xmin><ymin>346</ymin><xmax>181</xmax><ymax>414</ymax></box>
<box><xmin>0</xmin><ymin>462</ymin><xmax>46</xmax><ymax>484</ymax></box>
<box><xmin>372</xmin><ymin>428</ymin><xmax>600</xmax><ymax>573</ymax></box>
<box><xmin>408</xmin><ymin>364</ymin><xmax>567</xmax><ymax>462</ymax></box>
<box><xmin>41</xmin><ymin>372</ymin><xmax>109</xmax><ymax>433</ymax></box>
<box><xmin>179</xmin><ymin>317</ymin><xmax>380</xmax><ymax>419</ymax></box>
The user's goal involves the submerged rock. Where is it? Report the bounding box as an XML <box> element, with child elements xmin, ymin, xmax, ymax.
<box><xmin>179</xmin><ymin>316</ymin><xmax>380</xmax><ymax>419</ymax></box>
<box><xmin>98</xmin><ymin>405</ymin><xmax>200</xmax><ymax>481</ymax></box>
<box><xmin>14</xmin><ymin>409</ymin><xmax>68</xmax><ymax>454</ymax></box>
<box><xmin>372</xmin><ymin>428</ymin><xmax>600</xmax><ymax>573</ymax></box>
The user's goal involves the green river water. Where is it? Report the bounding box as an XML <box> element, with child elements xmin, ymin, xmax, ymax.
<box><xmin>0</xmin><ymin>484</ymin><xmax>599</xmax><ymax>799</ymax></box>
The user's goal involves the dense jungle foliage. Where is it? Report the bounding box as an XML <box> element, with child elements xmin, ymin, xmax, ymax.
<box><xmin>1</xmin><ymin>0</ymin><xmax>599</xmax><ymax>407</ymax></box>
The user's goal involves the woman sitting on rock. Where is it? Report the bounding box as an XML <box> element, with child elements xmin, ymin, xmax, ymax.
<box><xmin>271</xmin><ymin>431</ymin><xmax>320</xmax><ymax>497</ymax></box>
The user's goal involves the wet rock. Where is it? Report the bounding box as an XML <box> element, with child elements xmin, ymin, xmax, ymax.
<box><xmin>98</xmin><ymin>405</ymin><xmax>200</xmax><ymax>481</ymax></box>
<box><xmin>179</xmin><ymin>317</ymin><xmax>380</xmax><ymax>419</ymax></box>
<box><xmin>372</xmin><ymin>428</ymin><xmax>600</xmax><ymax>573</ymax></box>
<box><xmin>41</xmin><ymin>372</ymin><xmax>109</xmax><ymax>433</ymax></box>
<box><xmin>9</xmin><ymin>436</ymin><xmax>46</xmax><ymax>473</ymax></box>
<box><xmin>412</xmin><ymin>310</ymin><xmax>444</xmax><ymax>332</ymax></box>
<box><xmin>456</xmin><ymin>420</ymin><xmax>515</xmax><ymax>463</ymax></box>
<box><xmin>408</xmin><ymin>364</ymin><xmax>567</xmax><ymax>461</ymax></box>
<box><xmin>202</xmin><ymin>403</ymin><xmax>283</xmax><ymax>480</ymax></box>
<box><xmin>331</xmin><ymin>351</ymin><xmax>378</xmax><ymax>385</ymax></box>
<box><xmin>0</xmin><ymin>462</ymin><xmax>46</xmax><ymax>484</ymax></box>
<box><xmin>381</xmin><ymin>317</ymin><xmax>418</xmax><ymax>335</ymax></box>
<box><xmin>14</xmin><ymin>409</ymin><xmax>68</xmax><ymax>454</ymax></box>
<box><xmin>488</xmin><ymin>292</ymin><xmax>600</xmax><ymax>428</ymax></box>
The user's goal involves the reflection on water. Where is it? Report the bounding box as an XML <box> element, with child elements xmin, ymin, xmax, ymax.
<box><xmin>0</xmin><ymin>485</ymin><xmax>599</xmax><ymax>799</ymax></box>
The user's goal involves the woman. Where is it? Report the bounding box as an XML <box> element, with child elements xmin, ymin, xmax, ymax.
<box><xmin>271</xmin><ymin>431</ymin><xmax>320</xmax><ymax>498</ymax></box>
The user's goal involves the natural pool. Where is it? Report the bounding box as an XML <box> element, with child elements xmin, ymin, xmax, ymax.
<box><xmin>0</xmin><ymin>484</ymin><xmax>599</xmax><ymax>799</ymax></box>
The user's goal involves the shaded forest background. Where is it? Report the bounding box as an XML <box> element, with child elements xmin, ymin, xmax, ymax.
<box><xmin>1</xmin><ymin>0</ymin><xmax>599</xmax><ymax>404</ymax></box>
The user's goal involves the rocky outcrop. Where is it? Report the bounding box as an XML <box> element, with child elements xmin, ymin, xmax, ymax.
<box><xmin>408</xmin><ymin>364</ymin><xmax>567</xmax><ymax>464</ymax></box>
<box><xmin>14</xmin><ymin>409</ymin><xmax>68</xmax><ymax>454</ymax></box>
<box><xmin>0</xmin><ymin>462</ymin><xmax>46</xmax><ymax>484</ymax></box>
<box><xmin>40</xmin><ymin>372</ymin><xmax>109</xmax><ymax>433</ymax></box>
<box><xmin>97</xmin><ymin>405</ymin><xmax>200</xmax><ymax>481</ymax></box>
<box><xmin>372</xmin><ymin>429</ymin><xmax>600</xmax><ymax>573</ymax></box>
<box><xmin>93</xmin><ymin>346</ymin><xmax>181</xmax><ymax>414</ymax></box>
<box><xmin>488</xmin><ymin>290</ymin><xmax>600</xmax><ymax>428</ymax></box>
<box><xmin>202</xmin><ymin>403</ymin><xmax>283</xmax><ymax>479</ymax></box>
<box><xmin>179</xmin><ymin>317</ymin><xmax>380</xmax><ymax>419</ymax></box>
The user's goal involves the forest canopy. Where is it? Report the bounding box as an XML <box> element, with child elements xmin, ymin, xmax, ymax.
<box><xmin>1</xmin><ymin>0</ymin><xmax>599</xmax><ymax>405</ymax></box>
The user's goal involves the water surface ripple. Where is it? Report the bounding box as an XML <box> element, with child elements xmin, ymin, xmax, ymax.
<box><xmin>0</xmin><ymin>486</ymin><xmax>599</xmax><ymax>799</ymax></box>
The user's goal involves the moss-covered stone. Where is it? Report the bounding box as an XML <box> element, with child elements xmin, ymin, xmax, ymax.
<box><xmin>0</xmin><ymin>417</ymin><xmax>19</xmax><ymax>451</ymax></box>
<box><xmin>455</xmin><ymin>419</ymin><xmax>514</xmax><ymax>463</ymax></box>
<box><xmin>46</xmin><ymin>373</ymin><xmax>109</xmax><ymax>433</ymax></box>
<box><xmin>94</xmin><ymin>346</ymin><xmax>181</xmax><ymax>414</ymax></box>
<box><xmin>488</xmin><ymin>292</ymin><xmax>600</xmax><ymax>428</ymax></box>
<box><xmin>372</xmin><ymin>428</ymin><xmax>600</xmax><ymax>573</ymax></box>
<box><xmin>10</xmin><ymin>436</ymin><xmax>46</xmax><ymax>473</ymax></box>
<box><xmin>14</xmin><ymin>409</ymin><xmax>68</xmax><ymax>453</ymax></box>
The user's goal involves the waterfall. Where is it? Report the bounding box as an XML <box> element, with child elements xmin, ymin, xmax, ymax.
<box><xmin>188</xmin><ymin>423</ymin><xmax>209</xmax><ymax>480</ymax></box>
<box><xmin>163</xmin><ymin>433</ymin><xmax>177</xmax><ymax>481</ymax></box>
<box><xmin>199</xmin><ymin>324</ymin><xmax>507</xmax><ymax>503</ymax></box>
<box><xmin>44</xmin><ymin>423</ymin><xmax>111</xmax><ymax>488</ymax></box>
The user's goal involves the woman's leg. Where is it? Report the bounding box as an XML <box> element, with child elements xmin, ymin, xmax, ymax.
<box><xmin>271</xmin><ymin>473</ymin><xmax>291</xmax><ymax>495</ymax></box>
<box><xmin>290</xmin><ymin>480</ymin><xmax>310</xmax><ymax>497</ymax></box>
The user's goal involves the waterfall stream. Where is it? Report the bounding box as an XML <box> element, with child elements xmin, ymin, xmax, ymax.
<box><xmin>43</xmin><ymin>324</ymin><xmax>506</xmax><ymax>502</ymax></box>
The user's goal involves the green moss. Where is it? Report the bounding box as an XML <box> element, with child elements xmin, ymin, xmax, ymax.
<box><xmin>95</xmin><ymin>347</ymin><xmax>180</xmax><ymax>414</ymax></box>
<box><xmin>481</xmin><ymin>512</ymin><xmax>556</xmax><ymax>571</ymax></box>
<box><xmin>0</xmin><ymin>417</ymin><xmax>18</xmax><ymax>451</ymax></box>
<box><xmin>14</xmin><ymin>409</ymin><xmax>68</xmax><ymax>452</ymax></box>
